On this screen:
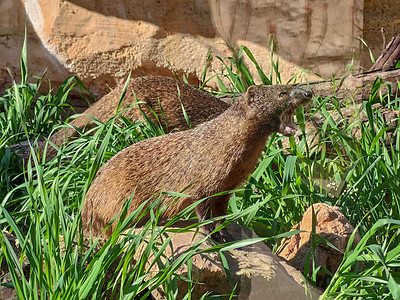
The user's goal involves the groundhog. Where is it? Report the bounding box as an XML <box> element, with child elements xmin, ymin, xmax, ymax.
<box><xmin>82</xmin><ymin>84</ymin><xmax>312</xmax><ymax>242</ymax></box>
<box><xmin>33</xmin><ymin>76</ymin><xmax>230</xmax><ymax>162</ymax></box>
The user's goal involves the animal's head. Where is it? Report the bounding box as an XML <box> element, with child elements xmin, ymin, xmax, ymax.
<box><xmin>242</xmin><ymin>84</ymin><xmax>312</xmax><ymax>136</ymax></box>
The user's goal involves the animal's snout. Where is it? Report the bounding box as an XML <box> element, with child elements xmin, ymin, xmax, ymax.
<box><xmin>290</xmin><ymin>88</ymin><xmax>312</xmax><ymax>100</ymax></box>
<box><xmin>303</xmin><ymin>90</ymin><xmax>312</xmax><ymax>98</ymax></box>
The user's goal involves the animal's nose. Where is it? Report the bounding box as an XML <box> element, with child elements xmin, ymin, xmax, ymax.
<box><xmin>290</xmin><ymin>89</ymin><xmax>312</xmax><ymax>99</ymax></box>
<box><xmin>304</xmin><ymin>90</ymin><xmax>312</xmax><ymax>98</ymax></box>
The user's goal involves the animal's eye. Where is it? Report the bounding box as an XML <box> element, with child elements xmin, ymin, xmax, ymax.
<box><xmin>279</xmin><ymin>92</ymin><xmax>287</xmax><ymax>97</ymax></box>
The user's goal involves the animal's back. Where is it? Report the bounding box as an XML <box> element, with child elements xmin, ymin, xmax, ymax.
<box><xmin>82</xmin><ymin>76</ymin><xmax>229</xmax><ymax>130</ymax></box>
<box><xmin>33</xmin><ymin>76</ymin><xmax>229</xmax><ymax>162</ymax></box>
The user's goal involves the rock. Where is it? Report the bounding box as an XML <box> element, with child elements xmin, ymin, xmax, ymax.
<box><xmin>134</xmin><ymin>221</ymin><xmax>322</xmax><ymax>300</ymax></box>
<box><xmin>3</xmin><ymin>0</ymin><xmax>370</xmax><ymax>98</ymax></box>
<box><xmin>0</xmin><ymin>1</ymin><xmax>72</xmax><ymax>96</ymax></box>
<box><xmin>0</xmin><ymin>225</ymin><xmax>322</xmax><ymax>299</ymax></box>
<box><xmin>277</xmin><ymin>203</ymin><xmax>361</xmax><ymax>287</ymax></box>
<box><xmin>209</xmin><ymin>0</ymin><xmax>363</xmax><ymax>76</ymax></box>
<box><xmin>0</xmin><ymin>276</ymin><xmax>17</xmax><ymax>300</ymax></box>
<box><xmin>0</xmin><ymin>231</ymin><xmax>22</xmax><ymax>300</ymax></box>
<box><xmin>3</xmin><ymin>1</ymin><xmax>400</xmax><ymax>96</ymax></box>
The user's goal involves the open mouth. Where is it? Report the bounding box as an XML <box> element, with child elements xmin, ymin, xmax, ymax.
<box><xmin>278</xmin><ymin>88</ymin><xmax>312</xmax><ymax>136</ymax></box>
<box><xmin>279</xmin><ymin>105</ymin><xmax>297</xmax><ymax>136</ymax></box>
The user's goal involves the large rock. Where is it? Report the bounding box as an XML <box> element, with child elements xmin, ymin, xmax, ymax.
<box><xmin>7</xmin><ymin>0</ymin><xmax>400</xmax><ymax>94</ymax></box>
<box><xmin>0</xmin><ymin>224</ymin><xmax>322</xmax><ymax>299</ymax></box>
<box><xmin>1</xmin><ymin>0</ymin><xmax>367</xmax><ymax>97</ymax></box>
<box><xmin>209</xmin><ymin>0</ymin><xmax>363</xmax><ymax>76</ymax></box>
<box><xmin>362</xmin><ymin>0</ymin><xmax>400</xmax><ymax>69</ymax></box>
<box><xmin>277</xmin><ymin>203</ymin><xmax>361</xmax><ymax>287</ymax></box>
<box><xmin>134</xmin><ymin>221</ymin><xmax>322</xmax><ymax>300</ymax></box>
<box><xmin>0</xmin><ymin>1</ymin><xmax>71</xmax><ymax>95</ymax></box>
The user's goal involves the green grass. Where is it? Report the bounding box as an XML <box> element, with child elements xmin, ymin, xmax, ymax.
<box><xmin>1</xmin><ymin>33</ymin><xmax>400</xmax><ymax>299</ymax></box>
<box><xmin>202</xmin><ymin>43</ymin><xmax>400</xmax><ymax>297</ymax></box>
<box><xmin>0</xmin><ymin>75</ymin><xmax>239</xmax><ymax>299</ymax></box>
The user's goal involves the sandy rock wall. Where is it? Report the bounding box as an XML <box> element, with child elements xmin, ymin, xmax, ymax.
<box><xmin>0</xmin><ymin>0</ymin><xmax>70</xmax><ymax>94</ymax></box>
<box><xmin>19</xmin><ymin>0</ymin><xmax>231</xmax><ymax>96</ymax></box>
<box><xmin>210</xmin><ymin>0</ymin><xmax>363</xmax><ymax>76</ymax></box>
<box><xmin>2</xmin><ymin>0</ymin><xmax>393</xmax><ymax>98</ymax></box>
<box><xmin>363</xmin><ymin>0</ymin><xmax>400</xmax><ymax>69</ymax></box>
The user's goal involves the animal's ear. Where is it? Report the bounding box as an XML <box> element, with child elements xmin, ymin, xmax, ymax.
<box><xmin>245</xmin><ymin>85</ymin><xmax>257</xmax><ymax>104</ymax></box>
<box><xmin>278</xmin><ymin>91</ymin><xmax>288</xmax><ymax>99</ymax></box>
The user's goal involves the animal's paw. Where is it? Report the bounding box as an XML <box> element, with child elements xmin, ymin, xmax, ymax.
<box><xmin>202</xmin><ymin>224</ymin><xmax>233</xmax><ymax>244</ymax></box>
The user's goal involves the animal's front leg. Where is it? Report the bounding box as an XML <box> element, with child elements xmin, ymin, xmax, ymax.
<box><xmin>195</xmin><ymin>198</ymin><xmax>214</xmax><ymax>233</ymax></box>
<box><xmin>209</xmin><ymin>195</ymin><xmax>233</xmax><ymax>243</ymax></box>
<box><xmin>195</xmin><ymin>196</ymin><xmax>233</xmax><ymax>243</ymax></box>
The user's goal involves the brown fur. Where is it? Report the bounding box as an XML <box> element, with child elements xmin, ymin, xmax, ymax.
<box><xmin>35</xmin><ymin>76</ymin><xmax>229</xmax><ymax>161</ymax></box>
<box><xmin>82</xmin><ymin>85</ymin><xmax>312</xmax><ymax>242</ymax></box>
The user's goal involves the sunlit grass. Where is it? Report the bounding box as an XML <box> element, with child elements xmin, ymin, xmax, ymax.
<box><xmin>1</xmin><ymin>31</ymin><xmax>400</xmax><ymax>299</ymax></box>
